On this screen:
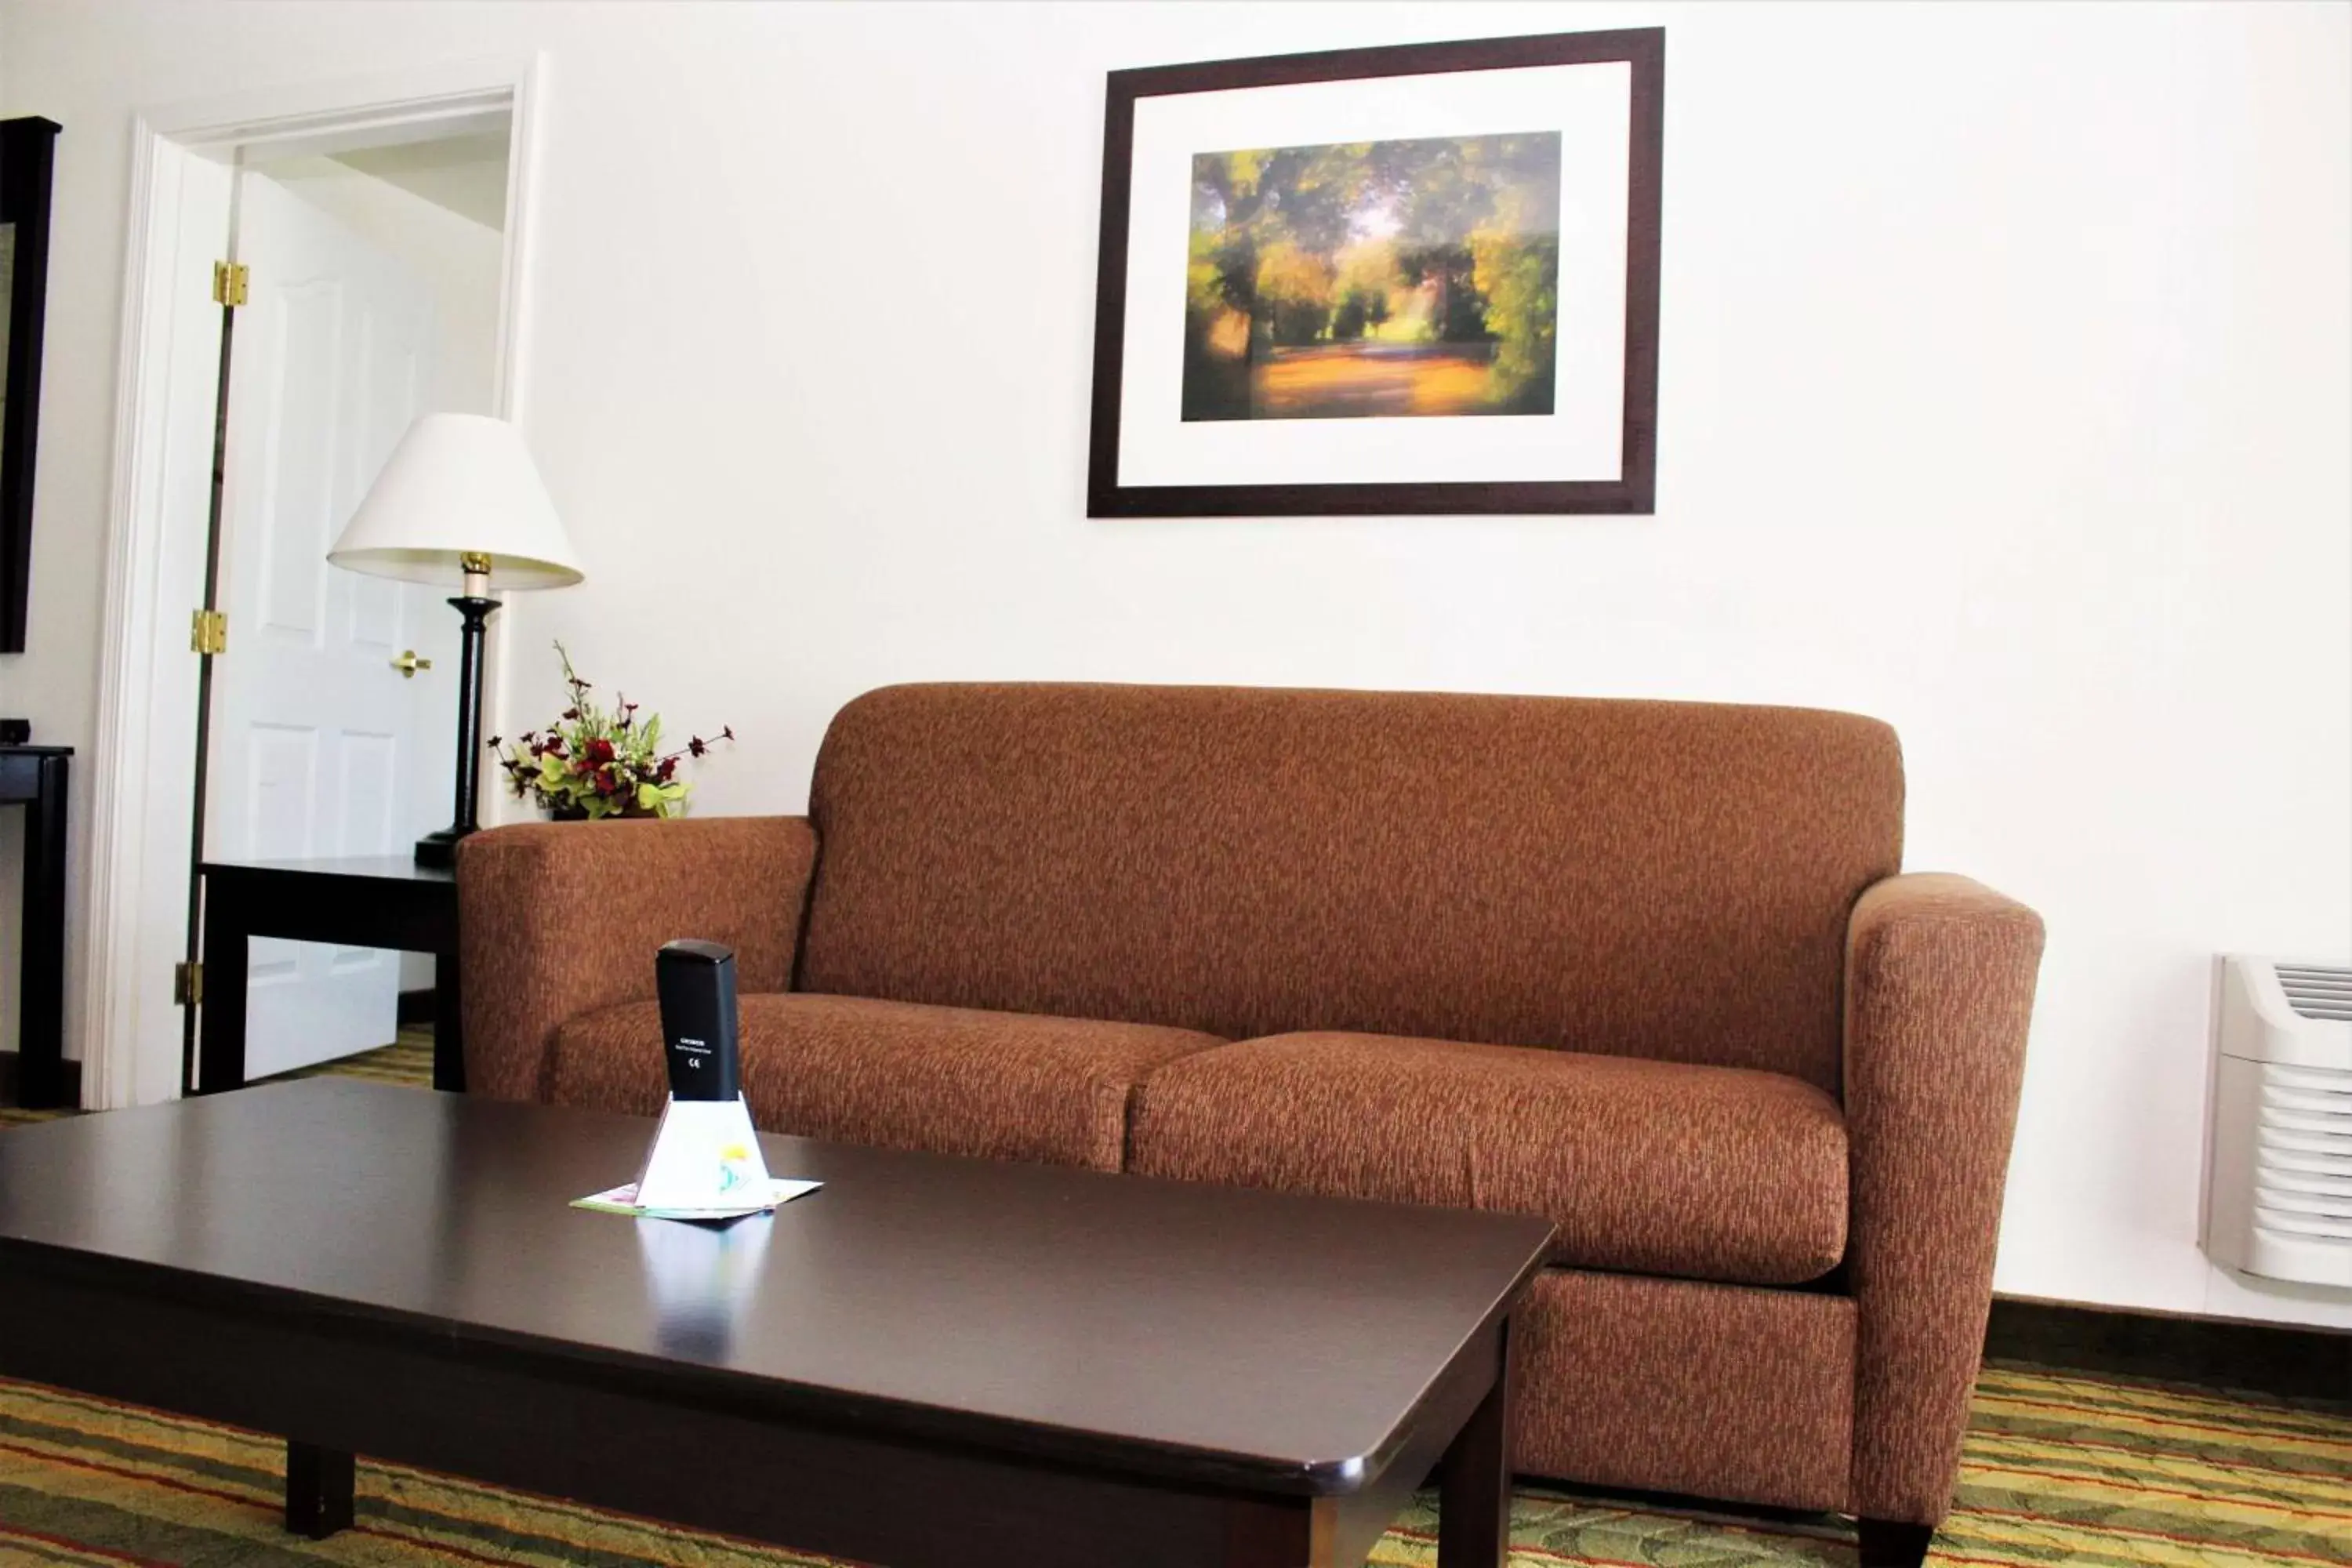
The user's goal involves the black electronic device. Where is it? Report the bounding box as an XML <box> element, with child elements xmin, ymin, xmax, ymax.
<box><xmin>656</xmin><ymin>938</ymin><xmax>741</xmax><ymax>1102</ymax></box>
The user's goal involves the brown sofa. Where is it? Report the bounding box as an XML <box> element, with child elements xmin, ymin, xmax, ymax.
<box><xmin>459</xmin><ymin>682</ymin><xmax>2043</xmax><ymax>1546</ymax></box>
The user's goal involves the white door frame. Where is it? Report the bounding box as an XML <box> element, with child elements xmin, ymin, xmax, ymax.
<box><xmin>80</xmin><ymin>56</ymin><xmax>547</xmax><ymax>1109</ymax></box>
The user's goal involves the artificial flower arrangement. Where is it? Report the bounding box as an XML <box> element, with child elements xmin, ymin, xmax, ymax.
<box><xmin>488</xmin><ymin>643</ymin><xmax>734</xmax><ymax>821</ymax></box>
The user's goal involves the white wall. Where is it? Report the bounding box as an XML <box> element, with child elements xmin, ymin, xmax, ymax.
<box><xmin>0</xmin><ymin>2</ymin><xmax>2345</xmax><ymax>1328</ymax></box>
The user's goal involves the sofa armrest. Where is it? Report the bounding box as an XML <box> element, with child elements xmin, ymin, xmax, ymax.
<box><xmin>1844</xmin><ymin>873</ymin><xmax>2044</xmax><ymax>1526</ymax></box>
<box><xmin>456</xmin><ymin>815</ymin><xmax>818</xmax><ymax>1103</ymax></box>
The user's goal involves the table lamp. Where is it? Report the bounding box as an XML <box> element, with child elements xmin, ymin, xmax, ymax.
<box><xmin>328</xmin><ymin>413</ymin><xmax>583</xmax><ymax>867</ymax></box>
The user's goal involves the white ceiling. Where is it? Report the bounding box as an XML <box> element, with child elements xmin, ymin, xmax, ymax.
<box><xmin>330</xmin><ymin>130</ymin><xmax>511</xmax><ymax>232</ymax></box>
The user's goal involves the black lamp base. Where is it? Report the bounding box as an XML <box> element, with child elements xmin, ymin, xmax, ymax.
<box><xmin>418</xmin><ymin>593</ymin><xmax>502</xmax><ymax>871</ymax></box>
<box><xmin>412</xmin><ymin>827</ymin><xmax>470</xmax><ymax>869</ymax></box>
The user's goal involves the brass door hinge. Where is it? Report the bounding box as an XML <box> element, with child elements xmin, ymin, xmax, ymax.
<box><xmin>173</xmin><ymin>960</ymin><xmax>204</xmax><ymax>1007</ymax></box>
<box><xmin>191</xmin><ymin>608</ymin><xmax>227</xmax><ymax>655</ymax></box>
<box><xmin>212</xmin><ymin>260</ymin><xmax>249</xmax><ymax>307</ymax></box>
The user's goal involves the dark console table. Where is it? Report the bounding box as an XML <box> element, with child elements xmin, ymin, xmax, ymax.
<box><xmin>1</xmin><ymin>743</ymin><xmax>68</xmax><ymax>1108</ymax></box>
<box><xmin>197</xmin><ymin>857</ymin><xmax>462</xmax><ymax>1095</ymax></box>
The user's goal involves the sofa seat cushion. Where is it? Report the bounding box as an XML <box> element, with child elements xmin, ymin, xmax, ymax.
<box><xmin>1129</xmin><ymin>1033</ymin><xmax>1849</xmax><ymax>1286</ymax></box>
<box><xmin>549</xmin><ymin>993</ymin><xmax>1225</xmax><ymax>1172</ymax></box>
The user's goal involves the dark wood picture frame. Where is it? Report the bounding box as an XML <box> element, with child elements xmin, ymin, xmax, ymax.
<box><xmin>1087</xmin><ymin>30</ymin><xmax>1663</xmax><ymax>519</ymax></box>
<box><xmin>0</xmin><ymin>116</ymin><xmax>60</xmax><ymax>652</ymax></box>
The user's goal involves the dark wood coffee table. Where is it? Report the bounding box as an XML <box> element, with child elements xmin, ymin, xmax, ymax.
<box><xmin>0</xmin><ymin>1080</ymin><xmax>1552</xmax><ymax>1567</ymax></box>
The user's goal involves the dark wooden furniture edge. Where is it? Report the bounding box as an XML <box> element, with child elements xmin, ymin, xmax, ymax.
<box><xmin>0</xmin><ymin>743</ymin><xmax>70</xmax><ymax>1106</ymax></box>
<box><xmin>195</xmin><ymin>859</ymin><xmax>463</xmax><ymax>1096</ymax></box>
<box><xmin>0</xmin><ymin>1051</ymin><xmax>78</xmax><ymax>1109</ymax></box>
<box><xmin>1104</xmin><ymin>27</ymin><xmax>1667</xmax><ymax>96</ymax></box>
<box><xmin>284</xmin><ymin>1440</ymin><xmax>354</xmax><ymax>1539</ymax></box>
<box><xmin>0</xmin><ymin>1254</ymin><xmax>1303</xmax><ymax>1568</ymax></box>
<box><xmin>1986</xmin><ymin>1294</ymin><xmax>2352</xmax><ymax>1407</ymax></box>
<box><xmin>1856</xmin><ymin>1518</ymin><xmax>1936</xmax><ymax>1568</ymax></box>
<box><xmin>0</xmin><ymin>1229</ymin><xmax>1531</xmax><ymax>1568</ymax></box>
<box><xmin>0</xmin><ymin>1226</ymin><xmax>1532</xmax><ymax>1500</ymax></box>
<box><xmin>0</xmin><ymin>116</ymin><xmax>60</xmax><ymax>653</ymax></box>
<box><xmin>198</xmin><ymin>859</ymin><xmax>459</xmax><ymax>941</ymax></box>
<box><xmin>1084</xmin><ymin>27</ymin><xmax>1664</xmax><ymax>521</ymax></box>
<box><xmin>1088</xmin><ymin>481</ymin><xmax>1655</xmax><ymax>519</ymax></box>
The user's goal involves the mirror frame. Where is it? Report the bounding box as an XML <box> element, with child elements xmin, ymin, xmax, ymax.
<box><xmin>0</xmin><ymin>116</ymin><xmax>60</xmax><ymax>654</ymax></box>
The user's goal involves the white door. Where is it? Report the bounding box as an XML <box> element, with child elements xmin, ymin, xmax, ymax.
<box><xmin>204</xmin><ymin>169</ymin><xmax>452</xmax><ymax>1078</ymax></box>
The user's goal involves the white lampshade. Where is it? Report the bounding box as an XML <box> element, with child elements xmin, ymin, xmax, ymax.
<box><xmin>328</xmin><ymin>413</ymin><xmax>583</xmax><ymax>589</ymax></box>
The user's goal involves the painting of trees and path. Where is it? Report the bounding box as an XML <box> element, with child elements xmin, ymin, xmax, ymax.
<box><xmin>1183</xmin><ymin>132</ymin><xmax>1562</xmax><ymax>422</ymax></box>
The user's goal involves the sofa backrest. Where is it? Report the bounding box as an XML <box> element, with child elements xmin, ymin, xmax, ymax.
<box><xmin>798</xmin><ymin>683</ymin><xmax>1903</xmax><ymax>1094</ymax></box>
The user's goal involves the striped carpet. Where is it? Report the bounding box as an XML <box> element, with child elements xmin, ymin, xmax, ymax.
<box><xmin>2</xmin><ymin>1035</ymin><xmax>2347</xmax><ymax>1566</ymax></box>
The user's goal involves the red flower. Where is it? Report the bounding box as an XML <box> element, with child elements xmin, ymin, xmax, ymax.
<box><xmin>487</xmin><ymin>643</ymin><xmax>735</xmax><ymax>818</ymax></box>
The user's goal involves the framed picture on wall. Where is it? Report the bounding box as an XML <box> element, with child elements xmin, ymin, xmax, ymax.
<box><xmin>1087</xmin><ymin>29</ymin><xmax>1663</xmax><ymax>518</ymax></box>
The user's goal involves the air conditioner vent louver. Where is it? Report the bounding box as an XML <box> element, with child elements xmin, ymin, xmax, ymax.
<box><xmin>2278</xmin><ymin>964</ymin><xmax>2352</xmax><ymax>1022</ymax></box>
<box><xmin>2252</xmin><ymin>1062</ymin><xmax>2352</xmax><ymax>1243</ymax></box>
<box><xmin>2205</xmin><ymin>955</ymin><xmax>2352</xmax><ymax>1288</ymax></box>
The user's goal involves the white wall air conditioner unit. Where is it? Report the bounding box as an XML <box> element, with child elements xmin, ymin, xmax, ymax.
<box><xmin>2205</xmin><ymin>956</ymin><xmax>2352</xmax><ymax>1287</ymax></box>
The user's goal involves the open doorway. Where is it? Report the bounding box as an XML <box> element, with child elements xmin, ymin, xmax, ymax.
<box><xmin>80</xmin><ymin>60</ymin><xmax>540</xmax><ymax>1109</ymax></box>
<box><xmin>192</xmin><ymin>127</ymin><xmax>512</xmax><ymax>1081</ymax></box>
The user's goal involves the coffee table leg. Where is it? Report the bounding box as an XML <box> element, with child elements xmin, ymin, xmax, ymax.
<box><xmin>285</xmin><ymin>1440</ymin><xmax>354</xmax><ymax>1538</ymax></box>
<box><xmin>1437</xmin><ymin>1319</ymin><xmax>1513</xmax><ymax>1568</ymax></box>
<box><xmin>431</xmin><ymin>950</ymin><xmax>466</xmax><ymax>1093</ymax></box>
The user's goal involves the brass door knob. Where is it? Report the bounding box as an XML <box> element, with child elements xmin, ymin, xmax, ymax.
<box><xmin>393</xmin><ymin>650</ymin><xmax>433</xmax><ymax>679</ymax></box>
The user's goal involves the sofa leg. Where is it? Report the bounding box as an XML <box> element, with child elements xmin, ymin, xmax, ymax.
<box><xmin>1857</xmin><ymin>1517</ymin><xmax>1936</xmax><ymax>1566</ymax></box>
